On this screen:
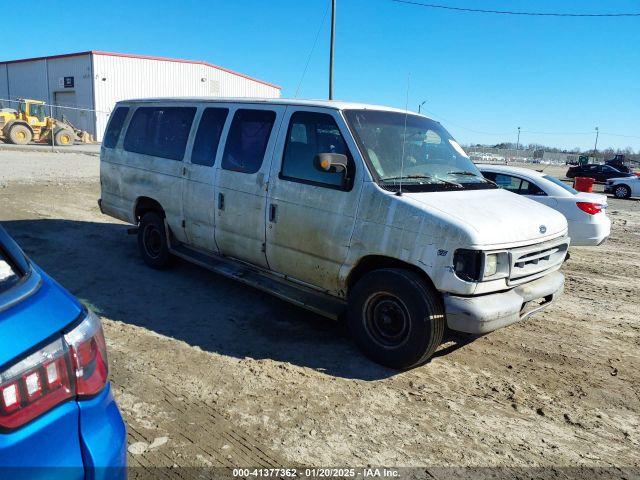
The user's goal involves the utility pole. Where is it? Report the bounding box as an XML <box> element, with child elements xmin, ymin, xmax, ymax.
<box><xmin>329</xmin><ymin>0</ymin><xmax>336</xmax><ymax>100</ymax></box>
<box><xmin>418</xmin><ymin>100</ymin><xmax>426</xmax><ymax>114</ymax></box>
<box><xmin>593</xmin><ymin>127</ymin><xmax>599</xmax><ymax>161</ymax></box>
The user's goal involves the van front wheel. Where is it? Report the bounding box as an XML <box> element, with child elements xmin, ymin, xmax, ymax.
<box><xmin>137</xmin><ymin>212</ymin><xmax>172</xmax><ymax>269</ymax></box>
<box><xmin>348</xmin><ymin>269</ymin><xmax>445</xmax><ymax>370</ymax></box>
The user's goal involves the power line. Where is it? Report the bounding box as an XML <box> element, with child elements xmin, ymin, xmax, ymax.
<box><xmin>295</xmin><ymin>1</ymin><xmax>331</xmax><ymax>98</ymax></box>
<box><xmin>521</xmin><ymin>129</ymin><xmax>593</xmax><ymax>136</ymax></box>
<box><xmin>392</xmin><ymin>0</ymin><xmax>640</xmax><ymax>17</ymax></box>
<box><xmin>422</xmin><ymin>108</ymin><xmax>511</xmax><ymax>135</ymax></box>
<box><xmin>421</xmin><ymin>107</ymin><xmax>639</xmax><ymax>140</ymax></box>
<box><xmin>600</xmin><ymin>131</ymin><xmax>640</xmax><ymax>139</ymax></box>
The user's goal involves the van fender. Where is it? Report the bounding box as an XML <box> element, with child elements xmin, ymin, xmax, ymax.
<box><xmin>341</xmin><ymin>254</ymin><xmax>439</xmax><ymax>300</ymax></box>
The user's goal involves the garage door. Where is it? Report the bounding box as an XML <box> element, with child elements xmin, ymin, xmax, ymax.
<box><xmin>54</xmin><ymin>91</ymin><xmax>90</xmax><ymax>132</ymax></box>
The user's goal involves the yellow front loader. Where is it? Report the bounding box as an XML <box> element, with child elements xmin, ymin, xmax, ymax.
<box><xmin>0</xmin><ymin>99</ymin><xmax>92</xmax><ymax>146</ymax></box>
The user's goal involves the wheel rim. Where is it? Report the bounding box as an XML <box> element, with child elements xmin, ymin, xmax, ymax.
<box><xmin>17</xmin><ymin>131</ymin><xmax>26</xmax><ymax>141</ymax></box>
<box><xmin>363</xmin><ymin>293</ymin><xmax>411</xmax><ymax>348</ymax></box>
<box><xmin>143</xmin><ymin>224</ymin><xmax>163</xmax><ymax>259</ymax></box>
<box><xmin>60</xmin><ymin>134</ymin><xmax>70</xmax><ymax>145</ymax></box>
<box><xmin>615</xmin><ymin>186</ymin><xmax>627</xmax><ymax>198</ymax></box>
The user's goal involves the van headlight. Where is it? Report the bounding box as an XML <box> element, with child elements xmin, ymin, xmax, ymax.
<box><xmin>453</xmin><ymin>250</ymin><xmax>509</xmax><ymax>282</ymax></box>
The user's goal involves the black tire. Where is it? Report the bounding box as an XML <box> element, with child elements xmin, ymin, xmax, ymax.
<box><xmin>347</xmin><ymin>268</ymin><xmax>445</xmax><ymax>370</ymax></box>
<box><xmin>8</xmin><ymin>124</ymin><xmax>32</xmax><ymax>145</ymax></box>
<box><xmin>613</xmin><ymin>184</ymin><xmax>631</xmax><ymax>200</ymax></box>
<box><xmin>137</xmin><ymin>212</ymin><xmax>172</xmax><ymax>269</ymax></box>
<box><xmin>54</xmin><ymin>129</ymin><xmax>74</xmax><ymax>146</ymax></box>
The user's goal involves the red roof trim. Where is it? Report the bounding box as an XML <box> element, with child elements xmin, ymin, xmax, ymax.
<box><xmin>0</xmin><ymin>51</ymin><xmax>93</xmax><ymax>65</ymax></box>
<box><xmin>0</xmin><ymin>50</ymin><xmax>281</xmax><ymax>90</ymax></box>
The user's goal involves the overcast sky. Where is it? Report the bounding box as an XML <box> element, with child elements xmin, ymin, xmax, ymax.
<box><xmin>3</xmin><ymin>0</ymin><xmax>639</xmax><ymax>150</ymax></box>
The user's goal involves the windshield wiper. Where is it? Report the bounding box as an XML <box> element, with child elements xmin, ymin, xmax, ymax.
<box><xmin>380</xmin><ymin>174</ymin><xmax>463</xmax><ymax>188</ymax></box>
<box><xmin>381</xmin><ymin>174</ymin><xmax>433</xmax><ymax>182</ymax></box>
<box><xmin>447</xmin><ymin>170</ymin><xmax>498</xmax><ymax>186</ymax></box>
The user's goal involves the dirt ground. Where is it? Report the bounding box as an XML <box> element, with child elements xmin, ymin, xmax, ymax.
<box><xmin>0</xmin><ymin>150</ymin><xmax>638</xmax><ymax>475</ymax></box>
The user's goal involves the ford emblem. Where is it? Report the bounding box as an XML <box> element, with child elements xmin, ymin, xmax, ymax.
<box><xmin>539</xmin><ymin>225</ymin><xmax>547</xmax><ymax>234</ymax></box>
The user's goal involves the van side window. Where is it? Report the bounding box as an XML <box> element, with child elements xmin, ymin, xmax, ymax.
<box><xmin>103</xmin><ymin>107</ymin><xmax>129</xmax><ymax>149</ymax></box>
<box><xmin>191</xmin><ymin>108</ymin><xmax>229</xmax><ymax>167</ymax></box>
<box><xmin>221</xmin><ymin>109</ymin><xmax>276</xmax><ymax>174</ymax></box>
<box><xmin>280</xmin><ymin>111</ymin><xmax>353</xmax><ymax>189</ymax></box>
<box><xmin>124</xmin><ymin>106</ymin><xmax>196</xmax><ymax>161</ymax></box>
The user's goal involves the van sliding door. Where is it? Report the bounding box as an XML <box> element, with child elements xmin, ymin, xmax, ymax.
<box><xmin>213</xmin><ymin>106</ymin><xmax>285</xmax><ymax>268</ymax></box>
<box><xmin>182</xmin><ymin>106</ymin><xmax>230</xmax><ymax>253</ymax></box>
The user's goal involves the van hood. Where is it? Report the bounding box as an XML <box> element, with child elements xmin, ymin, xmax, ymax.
<box><xmin>403</xmin><ymin>188</ymin><xmax>568</xmax><ymax>247</ymax></box>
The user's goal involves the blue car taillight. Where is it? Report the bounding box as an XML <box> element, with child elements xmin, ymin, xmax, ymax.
<box><xmin>0</xmin><ymin>339</ymin><xmax>74</xmax><ymax>430</ymax></box>
<box><xmin>0</xmin><ymin>310</ymin><xmax>108</xmax><ymax>430</ymax></box>
<box><xmin>64</xmin><ymin>310</ymin><xmax>109</xmax><ymax>397</ymax></box>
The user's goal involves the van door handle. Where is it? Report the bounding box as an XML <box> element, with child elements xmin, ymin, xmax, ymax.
<box><xmin>269</xmin><ymin>203</ymin><xmax>277</xmax><ymax>223</ymax></box>
<box><xmin>218</xmin><ymin>193</ymin><xmax>225</xmax><ymax>210</ymax></box>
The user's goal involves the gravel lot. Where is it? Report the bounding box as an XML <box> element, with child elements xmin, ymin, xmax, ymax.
<box><xmin>0</xmin><ymin>149</ymin><xmax>638</xmax><ymax>476</ymax></box>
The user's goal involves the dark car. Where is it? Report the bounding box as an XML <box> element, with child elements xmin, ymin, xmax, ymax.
<box><xmin>565</xmin><ymin>164</ymin><xmax>635</xmax><ymax>183</ymax></box>
<box><xmin>605</xmin><ymin>159</ymin><xmax>631</xmax><ymax>174</ymax></box>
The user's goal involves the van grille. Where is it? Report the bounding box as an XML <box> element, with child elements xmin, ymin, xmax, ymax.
<box><xmin>508</xmin><ymin>236</ymin><xmax>569</xmax><ymax>286</ymax></box>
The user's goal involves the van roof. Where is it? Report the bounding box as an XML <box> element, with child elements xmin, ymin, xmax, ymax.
<box><xmin>116</xmin><ymin>97</ymin><xmax>434</xmax><ymax>118</ymax></box>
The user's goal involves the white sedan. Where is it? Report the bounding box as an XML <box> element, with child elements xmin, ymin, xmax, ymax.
<box><xmin>605</xmin><ymin>175</ymin><xmax>640</xmax><ymax>199</ymax></box>
<box><xmin>479</xmin><ymin>165</ymin><xmax>610</xmax><ymax>247</ymax></box>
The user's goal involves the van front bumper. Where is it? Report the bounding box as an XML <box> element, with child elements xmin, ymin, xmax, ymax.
<box><xmin>444</xmin><ymin>271</ymin><xmax>564</xmax><ymax>334</ymax></box>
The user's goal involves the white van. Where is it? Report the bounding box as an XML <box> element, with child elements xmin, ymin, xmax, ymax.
<box><xmin>100</xmin><ymin>98</ymin><xmax>569</xmax><ymax>369</ymax></box>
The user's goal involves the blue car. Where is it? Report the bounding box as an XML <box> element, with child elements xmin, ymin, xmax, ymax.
<box><xmin>0</xmin><ymin>225</ymin><xmax>126</xmax><ymax>479</ymax></box>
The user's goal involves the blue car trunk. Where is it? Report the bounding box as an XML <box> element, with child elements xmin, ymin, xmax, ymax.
<box><xmin>0</xmin><ymin>226</ymin><xmax>83</xmax><ymax>368</ymax></box>
<box><xmin>0</xmin><ymin>227</ymin><xmax>86</xmax><ymax>478</ymax></box>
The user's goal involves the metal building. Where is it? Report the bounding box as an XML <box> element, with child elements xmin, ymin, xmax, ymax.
<box><xmin>0</xmin><ymin>51</ymin><xmax>281</xmax><ymax>141</ymax></box>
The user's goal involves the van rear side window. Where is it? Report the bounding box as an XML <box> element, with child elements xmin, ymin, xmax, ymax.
<box><xmin>222</xmin><ymin>109</ymin><xmax>276</xmax><ymax>174</ymax></box>
<box><xmin>103</xmin><ymin>107</ymin><xmax>129</xmax><ymax>148</ymax></box>
<box><xmin>124</xmin><ymin>107</ymin><xmax>196</xmax><ymax>161</ymax></box>
<box><xmin>191</xmin><ymin>108</ymin><xmax>229</xmax><ymax>167</ymax></box>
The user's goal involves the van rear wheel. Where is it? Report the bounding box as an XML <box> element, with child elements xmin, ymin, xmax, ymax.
<box><xmin>137</xmin><ymin>212</ymin><xmax>172</xmax><ymax>269</ymax></box>
<box><xmin>347</xmin><ymin>268</ymin><xmax>445</xmax><ymax>370</ymax></box>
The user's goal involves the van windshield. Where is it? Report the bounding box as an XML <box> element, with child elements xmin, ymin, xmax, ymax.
<box><xmin>344</xmin><ymin>110</ymin><xmax>495</xmax><ymax>191</ymax></box>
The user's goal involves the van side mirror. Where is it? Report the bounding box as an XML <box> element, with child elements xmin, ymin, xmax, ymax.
<box><xmin>314</xmin><ymin>153</ymin><xmax>348</xmax><ymax>175</ymax></box>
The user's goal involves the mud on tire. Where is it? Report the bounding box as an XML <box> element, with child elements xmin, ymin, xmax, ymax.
<box><xmin>347</xmin><ymin>268</ymin><xmax>445</xmax><ymax>370</ymax></box>
<box><xmin>8</xmin><ymin>124</ymin><xmax>32</xmax><ymax>145</ymax></box>
<box><xmin>54</xmin><ymin>129</ymin><xmax>74</xmax><ymax>146</ymax></box>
